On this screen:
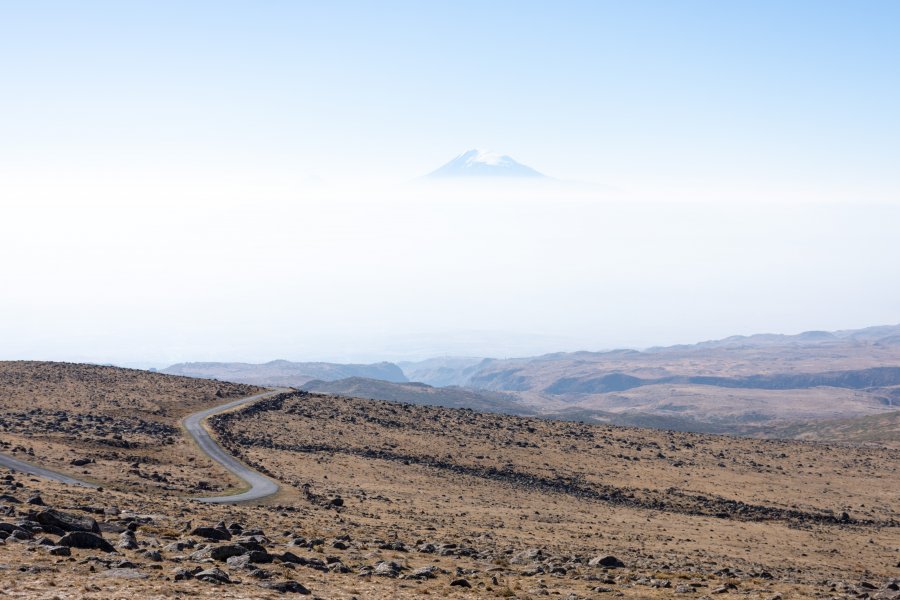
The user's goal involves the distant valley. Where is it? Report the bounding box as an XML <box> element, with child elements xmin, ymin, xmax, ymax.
<box><xmin>300</xmin><ymin>377</ymin><xmax>532</xmax><ymax>415</ymax></box>
<box><xmin>162</xmin><ymin>323</ymin><xmax>900</xmax><ymax>445</ymax></box>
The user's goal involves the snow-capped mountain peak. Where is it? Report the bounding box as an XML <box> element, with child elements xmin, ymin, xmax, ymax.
<box><xmin>460</xmin><ymin>149</ymin><xmax>510</xmax><ymax>167</ymax></box>
<box><xmin>427</xmin><ymin>149</ymin><xmax>545</xmax><ymax>178</ymax></box>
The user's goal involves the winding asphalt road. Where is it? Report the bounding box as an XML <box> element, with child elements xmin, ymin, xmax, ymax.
<box><xmin>0</xmin><ymin>451</ymin><xmax>98</xmax><ymax>488</ymax></box>
<box><xmin>181</xmin><ymin>388</ymin><xmax>286</xmax><ymax>503</ymax></box>
<box><xmin>0</xmin><ymin>388</ymin><xmax>286</xmax><ymax>504</ymax></box>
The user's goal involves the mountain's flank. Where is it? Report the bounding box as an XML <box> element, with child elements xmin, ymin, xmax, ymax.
<box><xmin>426</xmin><ymin>149</ymin><xmax>546</xmax><ymax>178</ymax></box>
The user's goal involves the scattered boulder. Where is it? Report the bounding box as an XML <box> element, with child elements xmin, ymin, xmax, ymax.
<box><xmin>5</xmin><ymin>528</ymin><xmax>34</xmax><ymax>541</ymax></box>
<box><xmin>36</xmin><ymin>509</ymin><xmax>100</xmax><ymax>534</ymax></box>
<box><xmin>117</xmin><ymin>531</ymin><xmax>139</xmax><ymax>550</ymax></box>
<box><xmin>227</xmin><ymin>554</ymin><xmax>253</xmax><ymax>570</ymax></box>
<box><xmin>588</xmin><ymin>555</ymin><xmax>625</xmax><ymax>568</ymax></box>
<box><xmin>142</xmin><ymin>549</ymin><xmax>162</xmax><ymax>561</ymax></box>
<box><xmin>373</xmin><ymin>561</ymin><xmax>404</xmax><ymax>577</ymax></box>
<box><xmin>111</xmin><ymin>559</ymin><xmax>137</xmax><ymax>569</ymax></box>
<box><xmin>58</xmin><ymin>531</ymin><xmax>115</xmax><ymax>552</ymax></box>
<box><xmin>277</xmin><ymin>551</ymin><xmax>302</xmax><ymax>564</ymax></box>
<box><xmin>195</xmin><ymin>567</ymin><xmax>232</xmax><ymax>584</ymax></box>
<box><xmin>249</xmin><ymin>568</ymin><xmax>273</xmax><ymax>579</ymax></box>
<box><xmin>378</xmin><ymin>541</ymin><xmax>407</xmax><ymax>551</ymax></box>
<box><xmin>512</xmin><ymin>548</ymin><xmax>545</xmax><ymax>564</ymax></box>
<box><xmin>408</xmin><ymin>566</ymin><xmax>439</xmax><ymax>580</ymax></box>
<box><xmin>172</xmin><ymin>567</ymin><xmax>197</xmax><ymax>581</ymax></box>
<box><xmin>263</xmin><ymin>581</ymin><xmax>311</xmax><ymax>594</ymax></box>
<box><xmin>164</xmin><ymin>540</ymin><xmax>193</xmax><ymax>552</ymax></box>
<box><xmin>191</xmin><ymin>526</ymin><xmax>232</xmax><ymax>541</ymax></box>
<box><xmin>206</xmin><ymin>544</ymin><xmax>250</xmax><ymax>562</ymax></box>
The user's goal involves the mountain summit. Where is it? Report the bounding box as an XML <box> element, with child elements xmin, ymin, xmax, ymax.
<box><xmin>427</xmin><ymin>149</ymin><xmax>545</xmax><ymax>178</ymax></box>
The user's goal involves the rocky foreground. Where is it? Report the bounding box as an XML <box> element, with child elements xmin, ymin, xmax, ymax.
<box><xmin>2</xmin><ymin>472</ymin><xmax>897</xmax><ymax>600</ymax></box>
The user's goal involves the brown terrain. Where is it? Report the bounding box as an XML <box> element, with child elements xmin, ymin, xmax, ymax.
<box><xmin>163</xmin><ymin>325</ymin><xmax>900</xmax><ymax>438</ymax></box>
<box><xmin>0</xmin><ymin>361</ymin><xmax>264</xmax><ymax>495</ymax></box>
<box><xmin>1</xmin><ymin>361</ymin><xmax>898</xmax><ymax>599</ymax></box>
<box><xmin>406</xmin><ymin>327</ymin><xmax>900</xmax><ymax>436</ymax></box>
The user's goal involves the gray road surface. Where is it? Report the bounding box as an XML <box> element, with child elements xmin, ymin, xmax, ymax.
<box><xmin>181</xmin><ymin>389</ymin><xmax>285</xmax><ymax>503</ymax></box>
<box><xmin>0</xmin><ymin>451</ymin><xmax>98</xmax><ymax>488</ymax></box>
<box><xmin>0</xmin><ymin>388</ymin><xmax>285</xmax><ymax>503</ymax></box>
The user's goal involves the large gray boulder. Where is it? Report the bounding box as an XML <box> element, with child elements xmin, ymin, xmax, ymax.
<box><xmin>58</xmin><ymin>531</ymin><xmax>115</xmax><ymax>552</ymax></box>
<box><xmin>36</xmin><ymin>509</ymin><xmax>100</xmax><ymax>534</ymax></box>
<box><xmin>588</xmin><ymin>555</ymin><xmax>625</xmax><ymax>568</ymax></box>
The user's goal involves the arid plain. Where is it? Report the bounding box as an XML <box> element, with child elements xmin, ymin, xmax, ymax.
<box><xmin>0</xmin><ymin>362</ymin><xmax>898</xmax><ymax>599</ymax></box>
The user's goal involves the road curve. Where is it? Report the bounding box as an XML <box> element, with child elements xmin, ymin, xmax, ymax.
<box><xmin>0</xmin><ymin>389</ymin><xmax>285</xmax><ymax>503</ymax></box>
<box><xmin>182</xmin><ymin>388</ymin><xmax>286</xmax><ymax>503</ymax></box>
<box><xmin>0</xmin><ymin>451</ymin><xmax>98</xmax><ymax>488</ymax></box>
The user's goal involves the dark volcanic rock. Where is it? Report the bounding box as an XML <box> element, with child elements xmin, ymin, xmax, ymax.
<box><xmin>408</xmin><ymin>565</ymin><xmax>440</xmax><ymax>580</ymax></box>
<box><xmin>142</xmin><ymin>549</ymin><xmax>162</xmax><ymax>561</ymax></box>
<box><xmin>37</xmin><ymin>509</ymin><xmax>100</xmax><ymax>534</ymax></box>
<box><xmin>196</xmin><ymin>567</ymin><xmax>232</xmax><ymax>584</ymax></box>
<box><xmin>263</xmin><ymin>580</ymin><xmax>311</xmax><ymax>594</ymax></box>
<box><xmin>58</xmin><ymin>531</ymin><xmax>115</xmax><ymax>552</ymax></box>
<box><xmin>209</xmin><ymin>544</ymin><xmax>250</xmax><ymax>562</ymax></box>
<box><xmin>191</xmin><ymin>544</ymin><xmax>232</xmax><ymax>561</ymax></box>
<box><xmin>172</xmin><ymin>567</ymin><xmax>197</xmax><ymax>581</ymax></box>
<box><xmin>191</xmin><ymin>526</ymin><xmax>232</xmax><ymax>541</ymax></box>
<box><xmin>277</xmin><ymin>551</ymin><xmax>302</xmax><ymax>564</ymax></box>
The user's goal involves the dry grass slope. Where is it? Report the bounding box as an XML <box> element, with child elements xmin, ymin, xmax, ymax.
<box><xmin>1</xmin><ymin>364</ymin><xmax>898</xmax><ymax>599</ymax></box>
<box><xmin>0</xmin><ymin>361</ymin><xmax>264</xmax><ymax>494</ymax></box>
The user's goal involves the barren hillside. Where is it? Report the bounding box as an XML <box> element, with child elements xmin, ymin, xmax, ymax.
<box><xmin>0</xmin><ymin>361</ymin><xmax>264</xmax><ymax>494</ymax></box>
<box><xmin>1</xmin><ymin>365</ymin><xmax>898</xmax><ymax>599</ymax></box>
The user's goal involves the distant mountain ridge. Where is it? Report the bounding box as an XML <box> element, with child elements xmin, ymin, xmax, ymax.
<box><xmin>397</xmin><ymin>356</ymin><xmax>488</xmax><ymax>387</ymax></box>
<box><xmin>162</xmin><ymin>360</ymin><xmax>407</xmax><ymax>387</ymax></box>
<box><xmin>400</xmin><ymin>323</ymin><xmax>900</xmax><ymax>388</ymax></box>
<box><xmin>391</xmin><ymin>323</ymin><xmax>900</xmax><ymax>441</ymax></box>
<box><xmin>426</xmin><ymin>149</ymin><xmax>545</xmax><ymax>178</ymax></box>
<box><xmin>164</xmin><ymin>323</ymin><xmax>900</xmax><ymax>443</ymax></box>
<box><xmin>299</xmin><ymin>376</ymin><xmax>531</xmax><ymax>415</ymax></box>
<box><xmin>542</xmin><ymin>366</ymin><xmax>900</xmax><ymax>396</ymax></box>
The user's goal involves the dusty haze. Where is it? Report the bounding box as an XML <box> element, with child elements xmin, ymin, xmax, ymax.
<box><xmin>3</xmin><ymin>179</ymin><xmax>899</xmax><ymax>366</ymax></box>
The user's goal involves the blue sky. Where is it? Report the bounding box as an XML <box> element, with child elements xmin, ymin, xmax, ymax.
<box><xmin>4</xmin><ymin>1</ymin><xmax>899</xmax><ymax>188</ymax></box>
<box><xmin>2</xmin><ymin>2</ymin><xmax>899</xmax><ymax>365</ymax></box>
